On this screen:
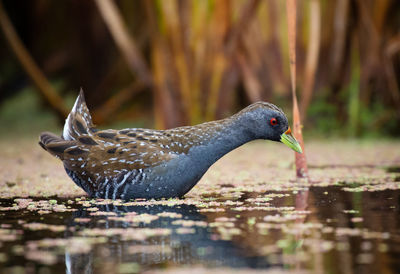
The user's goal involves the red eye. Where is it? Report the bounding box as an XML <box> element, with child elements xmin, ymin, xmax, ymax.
<box><xmin>270</xmin><ymin>118</ymin><xmax>278</xmax><ymax>126</ymax></box>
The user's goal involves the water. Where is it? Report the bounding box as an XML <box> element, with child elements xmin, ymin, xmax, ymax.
<box><xmin>0</xmin><ymin>184</ymin><xmax>399</xmax><ymax>274</ymax></box>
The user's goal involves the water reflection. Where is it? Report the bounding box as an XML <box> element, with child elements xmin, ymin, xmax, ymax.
<box><xmin>65</xmin><ymin>203</ymin><xmax>271</xmax><ymax>273</ymax></box>
<box><xmin>1</xmin><ymin>185</ymin><xmax>399</xmax><ymax>273</ymax></box>
<box><xmin>308</xmin><ymin>187</ymin><xmax>400</xmax><ymax>274</ymax></box>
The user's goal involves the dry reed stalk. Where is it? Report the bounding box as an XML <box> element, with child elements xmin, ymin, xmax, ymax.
<box><xmin>144</xmin><ymin>0</ymin><xmax>180</xmax><ymax>129</ymax></box>
<box><xmin>330</xmin><ymin>0</ymin><xmax>349</xmax><ymax>85</ymax></box>
<box><xmin>237</xmin><ymin>52</ymin><xmax>262</xmax><ymax>102</ymax></box>
<box><xmin>189</xmin><ymin>0</ymin><xmax>208</xmax><ymax>117</ymax></box>
<box><xmin>0</xmin><ymin>1</ymin><xmax>68</xmax><ymax>119</ymax></box>
<box><xmin>300</xmin><ymin>0</ymin><xmax>321</xmax><ymax>120</ymax></box>
<box><xmin>92</xmin><ymin>81</ymin><xmax>144</xmax><ymax>124</ymax></box>
<box><xmin>286</xmin><ymin>0</ymin><xmax>308</xmax><ymax>179</ymax></box>
<box><xmin>159</xmin><ymin>1</ymin><xmax>193</xmax><ymax>121</ymax></box>
<box><xmin>95</xmin><ymin>0</ymin><xmax>152</xmax><ymax>86</ymax></box>
<box><xmin>205</xmin><ymin>0</ymin><xmax>231</xmax><ymax>121</ymax></box>
<box><xmin>384</xmin><ymin>36</ymin><xmax>400</xmax><ymax>116</ymax></box>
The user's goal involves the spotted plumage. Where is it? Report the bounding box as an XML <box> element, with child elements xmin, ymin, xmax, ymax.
<box><xmin>39</xmin><ymin>90</ymin><xmax>301</xmax><ymax>200</ymax></box>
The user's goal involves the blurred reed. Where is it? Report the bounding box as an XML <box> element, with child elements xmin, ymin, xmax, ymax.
<box><xmin>0</xmin><ymin>0</ymin><xmax>399</xmax><ymax>135</ymax></box>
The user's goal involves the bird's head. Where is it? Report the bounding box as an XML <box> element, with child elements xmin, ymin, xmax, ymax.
<box><xmin>237</xmin><ymin>102</ymin><xmax>302</xmax><ymax>153</ymax></box>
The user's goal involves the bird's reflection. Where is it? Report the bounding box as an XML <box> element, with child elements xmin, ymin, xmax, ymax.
<box><xmin>65</xmin><ymin>202</ymin><xmax>271</xmax><ymax>273</ymax></box>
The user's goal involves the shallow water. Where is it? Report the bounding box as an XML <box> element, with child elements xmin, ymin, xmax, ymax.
<box><xmin>0</xmin><ymin>183</ymin><xmax>399</xmax><ymax>274</ymax></box>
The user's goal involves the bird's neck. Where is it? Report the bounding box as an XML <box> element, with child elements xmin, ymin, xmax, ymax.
<box><xmin>188</xmin><ymin>114</ymin><xmax>256</xmax><ymax>166</ymax></box>
<box><xmin>161</xmin><ymin>114</ymin><xmax>257</xmax><ymax>196</ymax></box>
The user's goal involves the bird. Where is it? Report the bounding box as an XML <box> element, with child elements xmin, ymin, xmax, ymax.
<box><xmin>39</xmin><ymin>90</ymin><xmax>302</xmax><ymax>200</ymax></box>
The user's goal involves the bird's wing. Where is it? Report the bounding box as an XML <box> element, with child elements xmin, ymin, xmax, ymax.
<box><xmin>62</xmin><ymin>129</ymin><xmax>178</xmax><ymax>179</ymax></box>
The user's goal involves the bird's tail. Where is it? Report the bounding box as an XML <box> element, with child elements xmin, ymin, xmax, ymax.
<box><xmin>39</xmin><ymin>132</ymin><xmax>76</xmax><ymax>160</ymax></box>
<box><xmin>62</xmin><ymin>89</ymin><xmax>95</xmax><ymax>141</ymax></box>
<box><xmin>39</xmin><ymin>89</ymin><xmax>94</xmax><ymax>159</ymax></box>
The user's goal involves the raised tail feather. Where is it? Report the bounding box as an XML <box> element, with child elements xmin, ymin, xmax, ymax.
<box><xmin>62</xmin><ymin>89</ymin><xmax>94</xmax><ymax>141</ymax></box>
<box><xmin>39</xmin><ymin>89</ymin><xmax>94</xmax><ymax>159</ymax></box>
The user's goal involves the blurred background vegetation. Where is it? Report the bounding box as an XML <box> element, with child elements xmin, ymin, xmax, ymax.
<box><xmin>0</xmin><ymin>0</ymin><xmax>399</xmax><ymax>138</ymax></box>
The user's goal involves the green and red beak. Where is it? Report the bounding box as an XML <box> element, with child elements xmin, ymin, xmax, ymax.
<box><xmin>280</xmin><ymin>127</ymin><xmax>303</xmax><ymax>153</ymax></box>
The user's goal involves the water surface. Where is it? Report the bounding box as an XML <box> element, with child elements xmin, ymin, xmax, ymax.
<box><xmin>0</xmin><ymin>184</ymin><xmax>399</xmax><ymax>274</ymax></box>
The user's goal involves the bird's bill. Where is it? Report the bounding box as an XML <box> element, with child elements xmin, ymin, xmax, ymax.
<box><xmin>280</xmin><ymin>127</ymin><xmax>303</xmax><ymax>153</ymax></box>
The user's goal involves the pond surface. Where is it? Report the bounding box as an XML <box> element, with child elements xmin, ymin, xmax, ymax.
<box><xmin>1</xmin><ymin>139</ymin><xmax>399</xmax><ymax>273</ymax></box>
<box><xmin>0</xmin><ymin>184</ymin><xmax>399</xmax><ymax>274</ymax></box>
